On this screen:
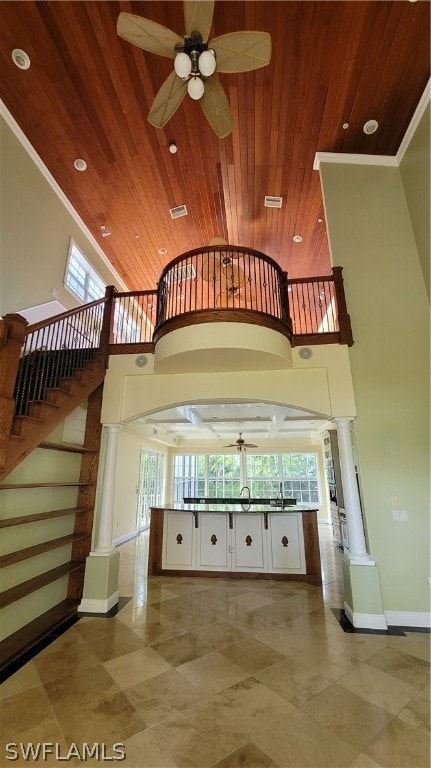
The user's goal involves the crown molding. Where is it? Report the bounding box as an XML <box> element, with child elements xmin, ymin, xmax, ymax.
<box><xmin>313</xmin><ymin>153</ymin><xmax>398</xmax><ymax>171</ymax></box>
<box><xmin>0</xmin><ymin>100</ymin><xmax>128</xmax><ymax>291</ymax></box>
<box><xmin>396</xmin><ymin>76</ymin><xmax>430</xmax><ymax>163</ymax></box>
<box><xmin>314</xmin><ymin>78</ymin><xmax>430</xmax><ymax>172</ymax></box>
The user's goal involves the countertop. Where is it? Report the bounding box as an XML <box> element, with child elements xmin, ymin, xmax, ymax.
<box><xmin>151</xmin><ymin>503</ymin><xmax>319</xmax><ymax>514</ymax></box>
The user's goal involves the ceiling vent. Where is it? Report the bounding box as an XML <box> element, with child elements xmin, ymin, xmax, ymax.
<box><xmin>169</xmin><ymin>204</ymin><xmax>188</xmax><ymax>219</ymax></box>
<box><xmin>264</xmin><ymin>196</ymin><xmax>283</xmax><ymax>209</ymax></box>
<box><xmin>166</xmin><ymin>263</ymin><xmax>197</xmax><ymax>284</ymax></box>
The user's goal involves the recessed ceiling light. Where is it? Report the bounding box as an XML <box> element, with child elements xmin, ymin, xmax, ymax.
<box><xmin>342</xmin><ymin>123</ymin><xmax>349</xmax><ymax>129</ymax></box>
<box><xmin>317</xmin><ymin>218</ymin><xmax>323</xmax><ymax>223</ymax></box>
<box><xmin>169</xmin><ymin>143</ymin><xmax>178</xmax><ymax>154</ymax></box>
<box><xmin>100</xmin><ymin>225</ymin><xmax>111</xmax><ymax>237</ymax></box>
<box><xmin>74</xmin><ymin>158</ymin><xmax>87</xmax><ymax>172</ymax></box>
<box><xmin>363</xmin><ymin>119</ymin><xmax>379</xmax><ymax>135</ymax></box>
<box><xmin>293</xmin><ymin>235</ymin><xmax>303</xmax><ymax>243</ymax></box>
<box><xmin>134</xmin><ymin>233</ymin><xmax>140</xmax><ymax>239</ymax></box>
<box><xmin>12</xmin><ymin>48</ymin><xmax>30</xmax><ymax>70</ymax></box>
<box><xmin>159</xmin><ymin>247</ymin><xmax>168</xmax><ymax>255</ymax></box>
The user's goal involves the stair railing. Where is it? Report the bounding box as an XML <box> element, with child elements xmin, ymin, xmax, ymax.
<box><xmin>0</xmin><ymin>290</ymin><xmax>114</xmax><ymax>468</ymax></box>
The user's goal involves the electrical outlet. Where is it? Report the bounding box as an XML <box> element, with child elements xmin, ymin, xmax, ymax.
<box><xmin>390</xmin><ymin>496</ymin><xmax>398</xmax><ymax>506</ymax></box>
<box><xmin>393</xmin><ymin>510</ymin><xmax>408</xmax><ymax>521</ymax></box>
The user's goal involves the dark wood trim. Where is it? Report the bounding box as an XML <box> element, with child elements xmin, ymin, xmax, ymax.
<box><xmin>0</xmin><ymin>598</ymin><xmax>79</xmax><ymax>671</ymax></box>
<box><xmin>291</xmin><ymin>332</ymin><xmax>341</xmax><ymax>348</ymax></box>
<box><xmin>150</xmin><ymin>567</ymin><xmax>321</xmax><ymax>586</ymax></box>
<box><xmin>148</xmin><ymin>508</ymin><xmax>164</xmax><ymax>577</ymax></box>
<box><xmin>0</xmin><ymin>506</ymin><xmax>89</xmax><ymax>528</ymax></box>
<box><xmin>153</xmin><ymin>309</ymin><xmax>292</xmax><ymax>345</ymax></box>
<box><xmin>332</xmin><ymin>266</ymin><xmax>354</xmax><ymax>346</ymax></box>
<box><xmin>108</xmin><ymin>342</ymin><xmax>155</xmax><ymax>356</ymax></box>
<box><xmin>0</xmin><ymin>534</ymin><xmax>89</xmax><ymax>568</ymax></box>
<box><xmin>68</xmin><ymin>383</ymin><xmax>104</xmax><ymax>598</ymax></box>
<box><xmin>0</xmin><ymin>562</ymin><xmax>84</xmax><ymax>608</ymax></box>
<box><xmin>0</xmin><ymin>482</ymin><xmax>96</xmax><ymax>490</ymax></box>
<box><xmin>302</xmin><ymin>511</ymin><xmax>322</xmax><ymax>585</ymax></box>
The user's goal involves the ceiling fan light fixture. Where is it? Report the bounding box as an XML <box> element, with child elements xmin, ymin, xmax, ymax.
<box><xmin>174</xmin><ymin>52</ymin><xmax>192</xmax><ymax>79</ymax></box>
<box><xmin>188</xmin><ymin>76</ymin><xmax>204</xmax><ymax>100</ymax></box>
<box><xmin>198</xmin><ymin>49</ymin><xmax>216</xmax><ymax>76</ymax></box>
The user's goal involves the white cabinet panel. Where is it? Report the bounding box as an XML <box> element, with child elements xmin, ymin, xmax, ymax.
<box><xmin>163</xmin><ymin>512</ymin><xmax>194</xmax><ymax>568</ymax></box>
<box><xmin>233</xmin><ymin>514</ymin><xmax>265</xmax><ymax>570</ymax></box>
<box><xmin>268</xmin><ymin>513</ymin><xmax>305</xmax><ymax>572</ymax></box>
<box><xmin>198</xmin><ymin>513</ymin><xmax>229</xmax><ymax>569</ymax></box>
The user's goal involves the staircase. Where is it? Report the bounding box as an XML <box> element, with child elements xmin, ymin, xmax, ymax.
<box><xmin>4</xmin><ymin>348</ymin><xmax>106</xmax><ymax>480</ymax></box>
<box><xmin>0</xmin><ymin>299</ymin><xmax>111</xmax><ymax>672</ymax></box>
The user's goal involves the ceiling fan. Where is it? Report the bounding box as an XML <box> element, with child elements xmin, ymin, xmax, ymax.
<box><xmin>225</xmin><ymin>432</ymin><xmax>258</xmax><ymax>451</ymax></box>
<box><xmin>117</xmin><ymin>1</ymin><xmax>271</xmax><ymax>138</ymax></box>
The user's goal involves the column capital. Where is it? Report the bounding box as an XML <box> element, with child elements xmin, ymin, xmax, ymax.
<box><xmin>102</xmin><ymin>423</ymin><xmax>123</xmax><ymax>433</ymax></box>
<box><xmin>334</xmin><ymin>417</ymin><xmax>354</xmax><ymax>428</ymax></box>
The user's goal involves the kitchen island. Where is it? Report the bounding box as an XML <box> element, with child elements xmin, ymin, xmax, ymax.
<box><xmin>148</xmin><ymin>502</ymin><xmax>322</xmax><ymax>585</ymax></box>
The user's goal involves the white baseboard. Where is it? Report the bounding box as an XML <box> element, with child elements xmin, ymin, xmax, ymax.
<box><xmin>344</xmin><ymin>601</ymin><xmax>388</xmax><ymax>630</ymax></box>
<box><xmin>79</xmin><ymin>590</ymin><xmax>119</xmax><ymax>614</ymax></box>
<box><xmin>385</xmin><ymin>610</ymin><xmax>431</xmax><ymax>628</ymax></box>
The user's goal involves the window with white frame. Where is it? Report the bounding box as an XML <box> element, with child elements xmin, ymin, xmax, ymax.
<box><xmin>173</xmin><ymin>452</ymin><xmax>320</xmax><ymax>504</ymax></box>
<box><xmin>64</xmin><ymin>240</ymin><xmax>106</xmax><ymax>303</ymax></box>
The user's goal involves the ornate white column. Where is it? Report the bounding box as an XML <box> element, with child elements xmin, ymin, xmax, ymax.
<box><xmin>93</xmin><ymin>423</ymin><xmax>122</xmax><ymax>555</ymax></box>
<box><xmin>335</xmin><ymin>418</ymin><xmax>374</xmax><ymax>565</ymax></box>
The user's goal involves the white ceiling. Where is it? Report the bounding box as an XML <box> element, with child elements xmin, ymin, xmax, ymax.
<box><xmin>139</xmin><ymin>402</ymin><xmax>330</xmax><ymax>445</ymax></box>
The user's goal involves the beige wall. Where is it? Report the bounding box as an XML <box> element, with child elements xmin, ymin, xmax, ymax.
<box><xmin>0</xmin><ymin>117</ymin><xmax>124</xmax><ymax>316</ymax></box>
<box><xmin>320</xmin><ymin>155</ymin><xmax>430</xmax><ymax>616</ymax></box>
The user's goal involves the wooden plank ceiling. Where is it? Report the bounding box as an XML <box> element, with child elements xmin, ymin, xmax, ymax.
<box><xmin>1</xmin><ymin>1</ymin><xmax>429</xmax><ymax>291</ymax></box>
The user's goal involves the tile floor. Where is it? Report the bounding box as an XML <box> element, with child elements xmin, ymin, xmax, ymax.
<box><xmin>1</xmin><ymin>525</ymin><xmax>429</xmax><ymax>767</ymax></box>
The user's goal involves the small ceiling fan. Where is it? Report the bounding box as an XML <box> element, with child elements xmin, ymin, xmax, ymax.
<box><xmin>225</xmin><ymin>432</ymin><xmax>257</xmax><ymax>451</ymax></box>
<box><xmin>117</xmin><ymin>1</ymin><xmax>271</xmax><ymax>138</ymax></box>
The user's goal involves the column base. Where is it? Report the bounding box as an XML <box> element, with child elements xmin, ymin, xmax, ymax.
<box><xmin>79</xmin><ymin>549</ymin><xmax>120</xmax><ymax>614</ymax></box>
<box><xmin>342</xmin><ymin>554</ymin><xmax>387</xmax><ymax>630</ymax></box>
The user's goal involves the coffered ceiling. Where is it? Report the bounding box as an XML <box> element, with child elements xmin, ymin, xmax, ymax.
<box><xmin>139</xmin><ymin>402</ymin><xmax>329</xmax><ymax>445</ymax></box>
<box><xmin>1</xmin><ymin>1</ymin><xmax>429</xmax><ymax>442</ymax></box>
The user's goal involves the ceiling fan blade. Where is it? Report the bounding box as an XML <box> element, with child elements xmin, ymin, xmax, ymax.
<box><xmin>200</xmin><ymin>76</ymin><xmax>233</xmax><ymax>138</ymax></box>
<box><xmin>210</xmin><ymin>31</ymin><xmax>272</xmax><ymax>73</ymax></box>
<box><xmin>183</xmin><ymin>1</ymin><xmax>215</xmax><ymax>42</ymax></box>
<box><xmin>117</xmin><ymin>13</ymin><xmax>182</xmax><ymax>58</ymax></box>
<box><xmin>148</xmin><ymin>71</ymin><xmax>188</xmax><ymax>128</ymax></box>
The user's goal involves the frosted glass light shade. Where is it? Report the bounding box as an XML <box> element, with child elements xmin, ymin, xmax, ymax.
<box><xmin>198</xmin><ymin>50</ymin><xmax>216</xmax><ymax>76</ymax></box>
<box><xmin>174</xmin><ymin>52</ymin><xmax>192</xmax><ymax>78</ymax></box>
<box><xmin>188</xmin><ymin>76</ymin><xmax>204</xmax><ymax>100</ymax></box>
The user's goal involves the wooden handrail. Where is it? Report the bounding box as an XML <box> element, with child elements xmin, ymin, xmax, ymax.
<box><xmin>22</xmin><ymin>296</ymin><xmax>107</xmax><ymax>336</ymax></box>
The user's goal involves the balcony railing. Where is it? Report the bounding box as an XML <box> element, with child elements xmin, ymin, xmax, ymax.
<box><xmin>109</xmin><ymin>247</ymin><xmax>353</xmax><ymax>350</ymax></box>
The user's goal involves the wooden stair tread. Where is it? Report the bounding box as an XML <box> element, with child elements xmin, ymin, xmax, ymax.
<box><xmin>0</xmin><ymin>506</ymin><xmax>91</xmax><ymax>528</ymax></box>
<box><xmin>0</xmin><ymin>533</ymin><xmax>89</xmax><ymax>567</ymax></box>
<box><xmin>0</xmin><ymin>598</ymin><xmax>80</xmax><ymax>670</ymax></box>
<box><xmin>0</xmin><ymin>481</ymin><xmax>96</xmax><ymax>490</ymax></box>
<box><xmin>0</xmin><ymin>561</ymin><xmax>85</xmax><ymax>608</ymax></box>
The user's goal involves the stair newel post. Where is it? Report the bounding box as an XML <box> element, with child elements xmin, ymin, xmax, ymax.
<box><xmin>0</xmin><ymin>314</ymin><xmax>28</xmax><ymax>469</ymax></box>
<box><xmin>332</xmin><ymin>266</ymin><xmax>354</xmax><ymax>346</ymax></box>
<box><xmin>99</xmin><ymin>286</ymin><xmax>117</xmax><ymax>368</ymax></box>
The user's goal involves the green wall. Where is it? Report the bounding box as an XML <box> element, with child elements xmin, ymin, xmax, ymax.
<box><xmin>400</xmin><ymin>104</ymin><xmax>430</xmax><ymax>299</ymax></box>
<box><xmin>0</xmin><ymin>117</ymin><xmax>124</xmax><ymax>316</ymax></box>
<box><xmin>320</xmin><ymin>158</ymin><xmax>430</xmax><ymax>616</ymax></box>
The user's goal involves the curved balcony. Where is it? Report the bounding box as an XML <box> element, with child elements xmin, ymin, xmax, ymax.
<box><xmin>154</xmin><ymin>246</ymin><xmax>290</xmax><ymax>343</ymax></box>
<box><xmin>107</xmin><ymin>247</ymin><xmax>353</xmax><ymax>355</ymax></box>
